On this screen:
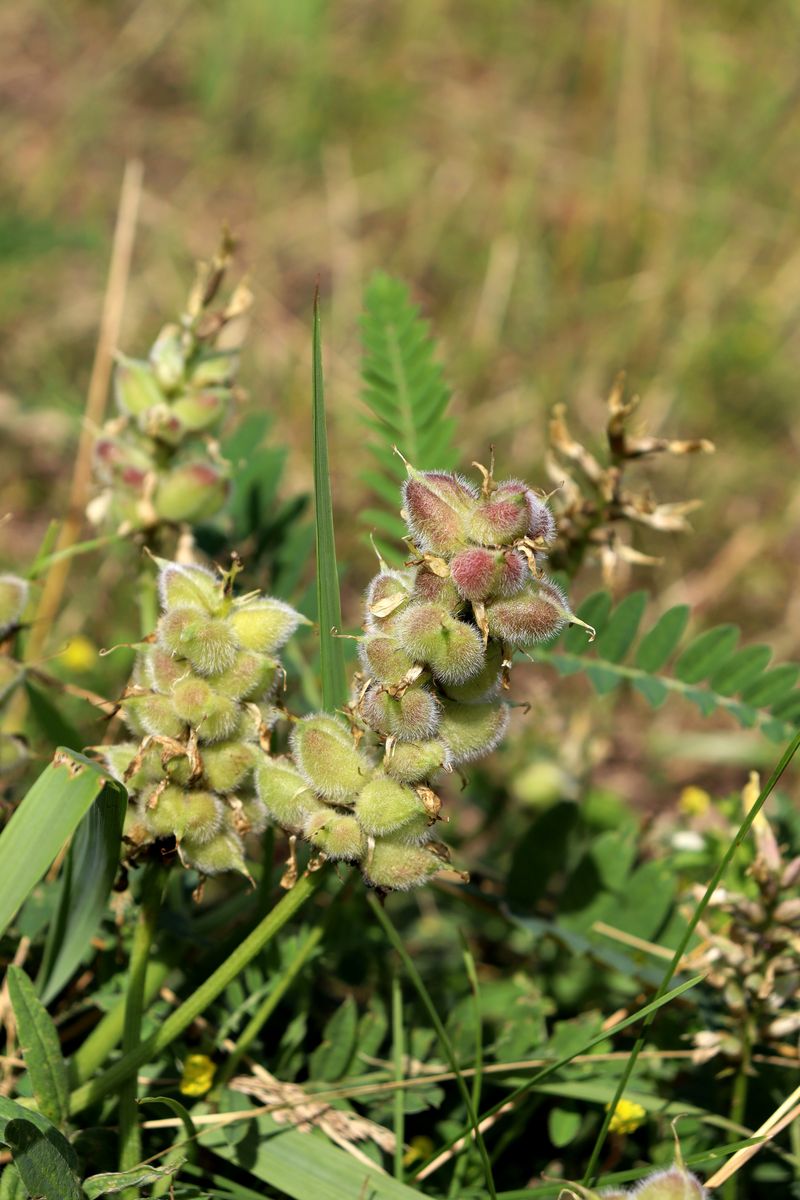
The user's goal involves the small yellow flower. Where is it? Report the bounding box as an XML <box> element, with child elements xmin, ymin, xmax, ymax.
<box><xmin>606</xmin><ymin>1098</ymin><xmax>646</xmax><ymax>1135</ymax></box>
<box><xmin>678</xmin><ymin>786</ymin><xmax>711</xmax><ymax>817</ymax></box>
<box><xmin>403</xmin><ymin>1135</ymin><xmax>435</xmax><ymax>1167</ymax></box>
<box><xmin>179</xmin><ymin>1053</ymin><xmax>216</xmax><ymax>1096</ymax></box>
<box><xmin>60</xmin><ymin>635</ymin><xmax>98</xmax><ymax>673</ymax></box>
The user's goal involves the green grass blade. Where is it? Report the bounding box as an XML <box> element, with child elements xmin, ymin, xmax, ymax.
<box><xmin>0</xmin><ymin>749</ymin><xmax>125</xmax><ymax>940</ymax></box>
<box><xmin>6</xmin><ymin>968</ymin><xmax>68</xmax><ymax>1127</ymax></box>
<box><xmin>312</xmin><ymin>289</ymin><xmax>347</xmax><ymax>713</ymax></box>
<box><xmin>37</xmin><ymin>774</ymin><xmax>127</xmax><ymax>1004</ymax></box>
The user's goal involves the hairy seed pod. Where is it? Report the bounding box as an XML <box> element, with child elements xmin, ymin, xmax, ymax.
<box><xmin>114</xmin><ymin>355</ymin><xmax>163</xmax><ymax>416</ymax></box>
<box><xmin>635</xmin><ymin>1170</ymin><xmax>706</xmax><ymax>1200</ymax></box>
<box><xmin>402</xmin><ymin>471</ymin><xmax>476</xmax><ymax>554</ymax></box>
<box><xmin>442</xmin><ymin>639</ymin><xmax>504</xmax><ymax>703</ymax></box>
<box><xmin>171</xmin><ymin>388</ymin><xmax>229</xmax><ymax>433</ymax></box>
<box><xmin>304</xmin><ymin>810</ymin><xmax>366</xmax><ymax>861</ymax></box>
<box><xmin>0</xmin><ymin>658</ymin><xmax>22</xmax><ymax>703</ymax></box>
<box><xmin>201</xmin><ymin>741</ymin><xmax>258</xmax><ymax>792</ymax></box>
<box><xmin>356</xmin><ymin>774</ymin><xmax>428</xmax><ymax>836</ymax></box>
<box><xmin>233</xmin><ymin>795</ymin><xmax>270</xmax><ymax>836</ymax></box>
<box><xmin>485</xmin><ymin>579</ymin><xmax>568</xmax><ymax>646</ymax></box>
<box><xmin>450</xmin><ymin>547</ymin><xmax>527</xmax><ymax>602</ymax></box>
<box><xmin>181</xmin><ymin>829</ymin><xmax>247</xmax><ymax>877</ymax></box>
<box><xmin>411</xmin><ymin>565</ymin><xmax>463</xmax><ymax>613</ymax></box>
<box><xmin>468</xmin><ymin>479</ymin><xmax>533</xmax><ymax>545</ymax></box>
<box><xmin>158</xmin><ymin>562</ymin><xmax>220</xmax><ymax>613</ymax></box>
<box><xmin>170</xmin><ymin>678</ymin><xmax>240</xmax><ymax>742</ymax></box>
<box><xmin>256</xmin><ymin>756</ymin><xmax>325</xmax><ymax>831</ymax></box>
<box><xmin>173</xmin><ymin>615</ymin><xmax>240</xmax><ymax>676</ymax></box>
<box><xmin>527</xmin><ymin>495</ymin><xmax>556</xmax><ymax>543</ymax></box>
<box><xmin>190</xmin><ymin>351</ymin><xmax>239</xmax><ymax>388</ymax></box>
<box><xmin>147</xmin><ymin>645</ymin><xmax>190</xmax><ymax>694</ymax></box>
<box><xmin>0</xmin><ymin>734</ymin><xmax>28</xmax><ymax>774</ymax></box>
<box><xmin>149</xmin><ymin>323</ymin><xmax>186</xmax><ymax>393</ymax></box>
<box><xmin>164</xmin><ymin>753</ymin><xmax>192</xmax><ymax>786</ymax></box>
<box><xmin>397</xmin><ymin>603</ymin><xmax>485</xmax><ymax>684</ymax></box>
<box><xmin>359</xmin><ymin>633</ymin><xmax>416</xmax><ymax>687</ymax></box>
<box><xmin>0</xmin><ymin>574</ymin><xmax>28</xmax><ymax>637</ymax></box>
<box><xmin>290</xmin><ymin>714</ymin><xmax>369</xmax><ymax>801</ymax></box>
<box><xmin>362</xmin><ymin>683</ymin><xmax>440</xmax><ymax>741</ymax></box>
<box><xmin>228</xmin><ymin>599</ymin><xmax>303</xmax><ymax>654</ymax></box>
<box><xmin>383</xmin><ymin>738</ymin><xmax>450</xmax><ymax>784</ymax></box>
<box><xmin>362</xmin><ymin>838</ymin><xmax>443</xmax><ymax>891</ymax></box>
<box><xmin>123</xmin><ymin>693</ymin><xmax>186</xmax><ymax>740</ymax></box>
<box><xmin>364</xmin><ymin>569</ymin><xmax>413</xmax><ymax>631</ymax></box>
<box><xmin>102</xmin><ymin>743</ymin><xmax>163</xmax><ymax>790</ymax></box>
<box><xmin>154</xmin><ymin>462</ymin><xmax>229</xmax><ymax>524</ymax></box>
<box><xmin>212</xmin><ymin>650</ymin><xmax>278</xmax><ymax>701</ymax></box>
<box><xmin>145</xmin><ymin>785</ymin><xmax>224</xmax><ymax>844</ymax></box>
<box><xmin>439</xmin><ymin>699</ymin><xmax>509</xmax><ymax>764</ymax></box>
<box><xmin>156</xmin><ymin>606</ymin><xmax>196</xmax><ymax>657</ymax></box>
<box><xmin>92</xmin><ymin>435</ymin><xmax>153</xmax><ymax>491</ymax></box>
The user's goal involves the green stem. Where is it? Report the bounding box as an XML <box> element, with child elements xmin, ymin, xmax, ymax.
<box><xmin>69</xmin><ymin>957</ymin><xmax>171</xmax><ymax>1087</ymax></box>
<box><xmin>119</xmin><ymin>862</ymin><xmax>168</xmax><ymax>1193</ymax></box>
<box><xmin>723</xmin><ymin>1026</ymin><xmax>752</xmax><ymax>1200</ymax></box>
<box><xmin>68</xmin><ymin>870</ymin><xmax>323</xmax><ymax>1117</ymax></box>
<box><xmin>391</xmin><ymin>969</ymin><xmax>405</xmax><ymax>1182</ymax></box>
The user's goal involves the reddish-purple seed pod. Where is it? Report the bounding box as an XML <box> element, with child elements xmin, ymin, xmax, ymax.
<box><xmin>402</xmin><ymin>471</ymin><xmax>476</xmax><ymax>555</ymax></box>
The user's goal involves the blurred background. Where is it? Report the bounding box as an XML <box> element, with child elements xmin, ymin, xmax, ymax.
<box><xmin>1</xmin><ymin>0</ymin><xmax>799</xmax><ymax>805</ymax></box>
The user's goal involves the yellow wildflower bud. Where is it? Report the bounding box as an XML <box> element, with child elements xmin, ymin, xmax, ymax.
<box><xmin>678</xmin><ymin>786</ymin><xmax>711</xmax><ymax>817</ymax></box>
<box><xmin>179</xmin><ymin>1053</ymin><xmax>216</xmax><ymax>1096</ymax></box>
<box><xmin>606</xmin><ymin>1098</ymin><xmax>646</xmax><ymax>1135</ymax></box>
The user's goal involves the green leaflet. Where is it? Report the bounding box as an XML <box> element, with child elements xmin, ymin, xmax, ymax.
<box><xmin>3</xmin><ymin>1118</ymin><xmax>82</xmax><ymax>1200</ymax></box>
<box><xmin>83</xmin><ymin>1162</ymin><xmax>183</xmax><ymax>1197</ymax></box>
<box><xmin>6</xmin><ymin>969</ymin><xmax>68</xmax><ymax>1127</ymax></box>
<box><xmin>0</xmin><ymin>749</ymin><xmax>126</xmax><ymax>940</ymax></box>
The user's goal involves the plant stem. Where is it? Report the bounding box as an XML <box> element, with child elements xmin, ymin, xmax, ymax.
<box><xmin>723</xmin><ymin>1026</ymin><xmax>752</xmax><ymax>1200</ymax></box>
<box><xmin>68</xmin><ymin>870</ymin><xmax>323</xmax><ymax>1117</ymax></box>
<box><xmin>391</xmin><ymin>969</ymin><xmax>405</xmax><ymax>1181</ymax></box>
<box><xmin>119</xmin><ymin>862</ymin><xmax>168</xmax><ymax>1193</ymax></box>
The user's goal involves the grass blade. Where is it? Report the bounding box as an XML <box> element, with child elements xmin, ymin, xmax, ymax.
<box><xmin>312</xmin><ymin>289</ymin><xmax>347</xmax><ymax>713</ymax></box>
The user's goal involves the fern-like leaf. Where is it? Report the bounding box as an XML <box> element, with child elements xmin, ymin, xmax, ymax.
<box><xmin>538</xmin><ymin>591</ymin><xmax>800</xmax><ymax>741</ymax></box>
<box><xmin>360</xmin><ymin>273</ymin><xmax>457</xmax><ymax>553</ymax></box>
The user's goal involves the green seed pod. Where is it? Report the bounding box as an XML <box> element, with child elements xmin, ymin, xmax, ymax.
<box><xmin>92</xmin><ymin>434</ymin><xmax>153</xmax><ymax>490</ymax></box>
<box><xmin>228</xmin><ymin>598</ymin><xmax>303</xmax><ymax>654</ymax></box>
<box><xmin>0</xmin><ymin>574</ymin><xmax>28</xmax><ymax>637</ymax></box>
<box><xmin>0</xmin><ymin>657</ymin><xmax>22</xmax><ymax>703</ymax></box>
<box><xmin>122</xmin><ymin>693</ymin><xmax>186</xmax><ymax>740</ymax></box>
<box><xmin>396</xmin><ymin>602</ymin><xmax>484</xmax><ymax>684</ymax></box>
<box><xmin>123</xmin><ymin>805</ymin><xmax>151</xmax><ymax>848</ymax></box>
<box><xmin>146</xmin><ymin>645</ymin><xmax>190</xmax><ymax>694</ymax></box>
<box><xmin>304</xmin><ymin>810</ymin><xmax>366</xmax><ymax>861</ymax></box>
<box><xmin>156</xmin><ymin>606</ymin><xmax>196</xmax><ymax>657</ymax></box>
<box><xmin>229</xmin><ymin>795</ymin><xmax>270</xmax><ymax>836</ymax></box>
<box><xmin>101</xmin><ymin>742</ymin><xmax>163</xmax><ymax>789</ymax></box>
<box><xmin>158</xmin><ymin>562</ymin><xmax>220</xmax><ymax>613</ymax></box>
<box><xmin>362</xmin><ymin>683</ymin><xmax>440</xmax><ymax>741</ymax></box>
<box><xmin>190</xmin><ymin>351</ymin><xmax>239</xmax><ymax>388</ymax></box>
<box><xmin>362</xmin><ymin>838</ymin><xmax>443</xmax><ymax>891</ymax></box>
<box><xmin>485</xmin><ymin>579</ymin><xmax>568</xmax><ymax>646</ymax></box>
<box><xmin>356</xmin><ymin>774</ymin><xmax>428</xmax><ymax>836</ymax></box>
<box><xmin>359</xmin><ymin>633</ymin><xmax>416</xmax><ymax>687</ymax></box>
<box><xmin>450</xmin><ymin>547</ymin><xmax>527</xmax><ymax>602</ymax></box>
<box><xmin>443</xmin><ymin>639</ymin><xmax>504</xmax><ymax>703</ymax></box>
<box><xmin>171</xmin><ymin>678</ymin><xmax>240</xmax><ymax>742</ymax></box>
<box><xmin>149</xmin><ymin>323</ymin><xmax>186</xmax><ymax>393</ymax></box>
<box><xmin>141</xmin><ymin>402</ymin><xmax>187</xmax><ymax>447</ymax></box>
<box><xmin>173</xmin><ymin>614</ymin><xmax>240</xmax><ymax>676</ymax></box>
<box><xmin>201</xmin><ymin>741</ymin><xmax>257</xmax><ymax>792</ymax></box>
<box><xmin>0</xmin><ymin>733</ymin><xmax>28</xmax><ymax>774</ymax></box>
<box><xmin>164</xmin><ymin>752</ymin><xmax>193</xmax><ymax>786</ymax></box>
<box><xmin>255</xmin><ymin>756</ymin><xmax>325</xmax><ymax>831</ymax></box>
<box><xmin>171</xmin><ymin>387</ymin><xmax>229</xmax><ymax>433</ymax></box>
<box><xmin>383</xmin><ymin>738</ymin><xmax>451</xmax><ymax>784</ymax></box>
<box><xmin>145</xmin><ymin>785</ymin><xmax>224</xmax><ymax>843</ymax></box>
<box><xmin>290</xmin><ymin>714</ymin><xmax>370</xmax><ymax>802</ymax></box>
<box><xmin>438</xmin><ymin>699</ymin><xmax>509</xmax><ymax>764</ymax></box>
<box><xmin>635</xmin><ymin>1170</ymin><xmax>706</xmax><ymax>1200</ymax></box>
<box><xmin>180</xmin><ymin>829</ymin><xmax>248</xmax><ymax>877</ymax></box>
<box><xmin>154</xmin><ymin>462</ymin><xmax>229</xmax><ymax>524</ymax></box>
<box><xmin>411</xmin><ymin>565</ymin><xmax>463</xmax><ymax>614</ymax></box>
<box><xmin>364</xmin><ymin>569</ymin><xmax>413</xmax><ymax>631</ymax></box>
<box><xmin>212</xmin><ymin>650</ymin><xmax>278</xmax><ymax>700</ymax></box>
<box><xmin>113</xmin><ymin>355</ymin><xmax>163</xmax><ymax>417</ymax></box>
<box><xmin>402</xmin><ymin>471</ymin><xmax>476</xmax><ymax>554</ymax></box>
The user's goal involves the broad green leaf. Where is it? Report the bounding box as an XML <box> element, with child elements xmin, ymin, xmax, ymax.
<box><xmin>593</xmin><ymin>590</ymin><xmax>648</xmax><ymax>663</ymax></box>
<box><xmin>674</xmin><ymin>624</ymin><xmax>738</xmax><ymax>684</ymax></box>
<box><xmin>38</xmin><ymin>777</ymin><xmax>126</xmax><ymax>1004</ymax></box>
<box><xmin>709</xmin><ymin>644</ymin><xmax>771</xmax><ymax>696</ymax></box>
<box><xmin>6</xmin><ymin>968</ymin><xmax>68</xmax><ymax>1127</ymax></box>
<box><xmin>312</xmin><ymin>292</ymin><xmax>347</xmax><ymax>713</ymax></box>
<box><xmin>742</xmin><ymin>663</ymin><xmax>800</xmax><ymax>706</ymax></box>
<box><xmin>0</xmin><ymin>749</ymin><xmax>125</xmax><ymax>940</ymax></box>
<box><xmin>548</xmin><ymin>1106</ymin><xmax>581</xmax><ymax>1149</ymax></box>
<box><xmin>3</xmin><ymin>1118</ymin><xmax>82</xmax><ymax>1200</ymax></box>
<box><xmin>0</xmin><ymin>1100</ymin><xmax>75</xmax><ymax>1165</ymax></box>
<box><xmin>309</xmin><ymin>995</ymin><xmax>359</xmax><ymax>1082</ymax></box>
<box><xmin>563</xmin><ymin>592</ymin><xmax>612</xmax><ymax>652</ymax></box>
<box><xmin>83</xmin><ymin>1162</ymin><xmax>183</xmax><ymax>1197</ymax></box>
<box><xmin>634</xmin><ymin>604</ymin><xmax>690</xmax><ymax>671</ymax></box>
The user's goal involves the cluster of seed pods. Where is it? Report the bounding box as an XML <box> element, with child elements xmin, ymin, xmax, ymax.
<box><xmin>0</xmin><ymin>574</ymin><xmax>29</xmax><ymax>774</ymax></box>
<box><xmin>259</xmin><ymin>464</ymin><xmax>575</xmax><ymax>891</ymax></box>
<box><xmin>103</xmin><ymin>561</ymin><xmax>304</xmax><ymax>877</ymax></box>
<box><xmin>89</xmin><ymin>320</ymin><xmax>239</xmax><ymax>534</ymax></box>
